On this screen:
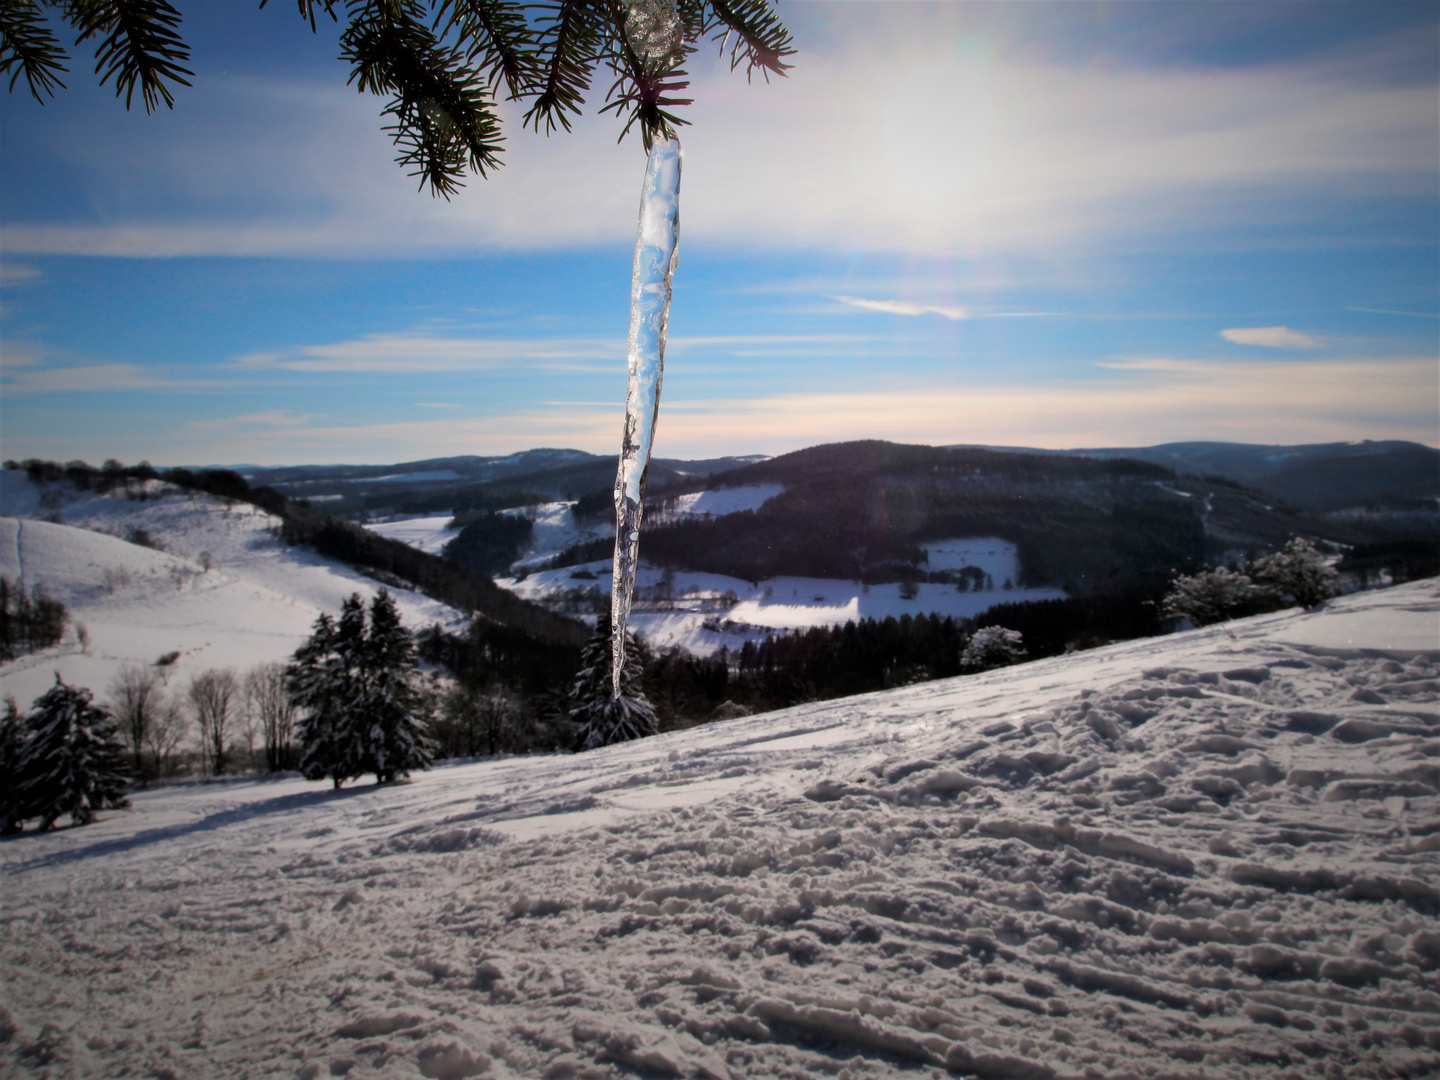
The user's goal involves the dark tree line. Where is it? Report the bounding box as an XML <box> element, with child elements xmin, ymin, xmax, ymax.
<box><xmin>0</xmin><ymin>577</ymin><xmax>68</xmax><ymax>660</ymax></box>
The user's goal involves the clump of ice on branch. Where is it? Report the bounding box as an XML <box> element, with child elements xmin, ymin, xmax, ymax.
<box><xmin>625</xmin><ymin>0</ymin><xmax>682</xmax><ymax>62</ymax></box>
<box><xmin>611</xmin><ymin>137</ymin><xmax>681</xmax><ymax>696</ymax></box>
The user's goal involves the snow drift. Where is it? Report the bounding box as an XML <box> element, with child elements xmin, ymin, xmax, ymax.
<box><xmin>1</xmin><ymin>580</ymin><xmax>1437</xmax><ymax>1079</ymax></box>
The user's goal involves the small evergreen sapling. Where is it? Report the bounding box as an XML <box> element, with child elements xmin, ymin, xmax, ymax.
<box><xmin>570</xmin><ymin>608</ymin><xmax>656</xmax><ymax>751</ymax></box>
<box><xmin>1248</xmin><ymin>537</ymin><xmax>1337</xmax><ymax>609</ymax></box>
<box><xmin>15</xmin><ymin>676</ymin><xmax>129</xmax><ymax>831</ymax></box>
<box><xmin>960</xmin><ymin>626</ymin><xmax>1027</xmax><ymax>672</ymax></box>
<box><xmin>1161</xmin><ymin>566</ymin><xmax>1260</xmax><ymax>628</ymax></box>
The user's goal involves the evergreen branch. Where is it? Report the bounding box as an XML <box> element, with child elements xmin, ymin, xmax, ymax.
<box><xmin>598</xmin><ymin>62</ymin><xmax>691</xmax><ymax>150</ymax></box>
<box><xmin>257</xmin><ymin>0</ymin><xmax>340</xmax><ymax>34</ymax></box>
<box><xmin>600</xmin><ymin>0</ymin><xmax>692</xmax><ymax>149</ymax></box>
<box><xmin>432</xmin><ymin>0</ymin><xmax>535</xmax><ymax>100</ymax></box>
<box><xmin>705</xmin><ymin>0</ymin><xmax>793</xmax><ymax>79</ymax></box>
<box><xmin>522</xmin><ymin>0</ymin><xmax>603</xmax><ymax>135</ymax></box>
<box><xmin>0</xmin><ymin>0</ymin><xmax>69</xmax><ymax>101</ymax></box>
<box><xmin>67</xmin><ymin>0</ymin><xmax>194</xmax><ymax>112</ymax></box>
<box><xmin>341</xmin><ymin>0</ymin><xmax>503</xmax><ymax>197</ymax></box>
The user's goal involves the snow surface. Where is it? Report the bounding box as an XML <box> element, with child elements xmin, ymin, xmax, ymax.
<box><xmin>662</xmin><ymin>485</ymin><xmax>785</xmax><ymax>519</ymax></box>
<box><xmin>4</xmin><ymin>581</ymin><xmax>1438</xmax><ymax>1078</ymax></box>
<box><xmin>0</xmin><ymin>474</ymin><xmax>467</xmax><ymax>711</ymax></box>
<box><xmin>366</xmin><ymin>515</ymin><xmax>461</xmax><ymax>557</ymax></box>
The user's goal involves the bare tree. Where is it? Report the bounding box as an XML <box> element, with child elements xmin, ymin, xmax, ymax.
<box><xmin>188</xmin><ymin>668</ymin><xmax>239</xmax><ymax>776</ymax></box>
<box><xmin>144</xmin><ymin>698</ymin><xmax>189</xmax><ymax>779</ymax></box>
<box><xmin>108</xmin><ymin>663</ymin><xmax>165</xmax><ymax>781</ymax></box>
<box><xmin>245</xmin><ymin>663</ymin><xmax>296</xmax><ymax>772</ymax></box>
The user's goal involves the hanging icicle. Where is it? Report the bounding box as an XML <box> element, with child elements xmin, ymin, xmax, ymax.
<box><xmin>610</xmin><ymin>136</ymin><xmax>682</xmax><ymax>697</ymax></box>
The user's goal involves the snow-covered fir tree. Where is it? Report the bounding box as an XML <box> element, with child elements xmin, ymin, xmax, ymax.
<box><xmin>288</xmin><ymin>592</ymin><xmax>432</xmax><ymax>787</ymax></box>
<box><xmin>570</xmin><ymin>608</ymin><xmax>657</xmax><ymax>751</ymax></box>
<box><xmin>356</xmin><ymin>591</ymin><xmax>434</xmax><ymax>783</ymax></box>
<box><xmin>14</xmin><ymin>676</ymin><xmax>129</xmax><ymax>831</ymax></box>
<box><xmin>960</xmin><ymin>626</ymin><xmax>1027</xmax><ymax>672</ymax></box>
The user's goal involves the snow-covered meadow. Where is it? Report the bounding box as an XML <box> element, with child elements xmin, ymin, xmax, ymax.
<box><xmin>0</xmin><ymin>475</ymin><xmax>467</xmax><ymax>710</ymax></box>
<box><xmin>367</xmin><ymin>494</ymin><xmax>1065</xmax><ymax>656</ymax></box>
<box><xmin>3</xmin><ymin>580</ymin><xmax>1437</xmax><ymax>1079</ymax></box>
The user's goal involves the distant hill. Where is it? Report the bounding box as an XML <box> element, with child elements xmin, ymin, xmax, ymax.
<box><xmin>958</xmin><ymin>439</ymin><xmax>1439</xmax><ymax>515</ymax></box>
<box><xmin>244</xmin><ymin>449</ymin><xmax>768</xmax><ymax>520</ymax></box>
<box><xmin>551</xmin><ymin>440</ymin><xmax>1372</xmax><ymax>594</ymax></box>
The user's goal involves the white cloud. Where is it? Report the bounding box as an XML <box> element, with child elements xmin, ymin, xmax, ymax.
<box><xmin>1219</xmin><ymin>326</ymin><xmax>1320</xmax><ymax>349</ymax></box>
<box><xmin>832</xmin><ymin>296</ymin><xmax>968</xmax><ymax>320</ymax></box>
<box><xmin>1</xmin><ymin>364</ymin><xmax>220</xmax><ymax>395</ymax></box>
<box><xmin>240</xmin><ymin>333</ymin><xmax>623</xmax><ymax>373</ymax></box>
<box><xmin>228</xmin><ymin>332</ymin><xmax>869</xmax><ymax>374</ymax></box>
<box><xmin>2</xmin><ymin>8</ymin><xmax>1433</xmax><ymax>258</ymax></box>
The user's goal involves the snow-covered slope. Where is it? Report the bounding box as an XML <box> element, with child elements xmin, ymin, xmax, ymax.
<box><xmin>0</xmin><ymin>474</ymin><xmax>467</xmax><ymax>710</ymax></box>
<box><xmin>3</xmin><ymin>580</ymin><xmax>1437</xmax><ymax>1078</ymax></box>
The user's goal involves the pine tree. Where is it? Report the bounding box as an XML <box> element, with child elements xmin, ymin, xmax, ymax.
<box><xmin>16</xmin><ymin>676</ymin><xmax>129</xmax><ymax>831</ymax></box>
<box><xmin>570</xmin><ymin>607</ymin><xmax>656</xmax><ymax>751</ymax></box>
<box><xmin>290</xmin><ymin>609</ymin><xmax>357</xmax><ymax>788</ymax></box>
<box><xmin>1</xmin><ymin>696</ymin><xmax>27</xmax><ymax>834</ymax></box>
<box><xmin>357</xmin><ymin>590</ymin><xmax>434</xmax><ymax>783</ymax></box>
<box><xmin>289</xmin><ymin>592</ymin><xmax>433</xmax><ymax>787</ymax></box>
<box><xmin>1</xmin><ymin>0</ymin><xmax>795</xmax><ymax>197</ymax></box>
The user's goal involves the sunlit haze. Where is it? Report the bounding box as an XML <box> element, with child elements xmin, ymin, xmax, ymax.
<box><xmin>2</xmin><ymin>0</ymin><xmax>1436</xmax><ymax>465</ymax></box>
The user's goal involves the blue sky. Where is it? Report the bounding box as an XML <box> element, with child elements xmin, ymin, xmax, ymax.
<box><xmin>2</xmin><ymin>0</ymin><xmax>1437</xmax><ymax>466</ymax></box>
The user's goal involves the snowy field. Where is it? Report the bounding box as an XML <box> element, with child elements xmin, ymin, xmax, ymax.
<box><xmin>0</xmin><ymin>475</ymin><xmax>467</xmax><ymax>710</ymax></box>
<box><xmin>3</xmin><ymin>580</ymin><xmax>1437</xmax><ymax>1079</ymax></box>
<box><xmin>367</xmin><ymin>494</ymin><xmax>1059</xmax><ymax>655</ymax></box>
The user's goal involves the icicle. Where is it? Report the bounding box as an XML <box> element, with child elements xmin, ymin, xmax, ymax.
<box><xmin>611</xmin><ymin>137</ymin><xmax>681</xmax><ymax>697</ymax></box>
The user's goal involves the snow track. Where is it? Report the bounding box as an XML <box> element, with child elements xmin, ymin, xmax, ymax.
<box><xmin>2</xmin><ymin>581</ymin><xmax>1438</xmax><ymax>1078</ymax></box>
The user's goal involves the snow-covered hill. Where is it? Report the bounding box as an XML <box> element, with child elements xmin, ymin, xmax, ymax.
<box><xmin>0</xmin><ymin>473</ymin><xmax>467</xmax><ymax>710</ymax></box>
<box><xmin>3</xmin><ymin>580</ymin><xmax>1436</xmax><ymax>1078</ymax></box>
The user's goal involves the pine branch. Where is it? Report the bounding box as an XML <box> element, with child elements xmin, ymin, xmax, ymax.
<box><xmin>601</xmin><ymin>0</ymin><xmax>691</xmax><ymax>150</ymax></box>
<box><xmin>258</xmin><ymin>0</ymin><xmax>340</xmax><ymax>34</ymax></box>
<box><xmin>341</xmin><ymin>0</ymin><xmax>503</xmax><ymax>197</ymax></box>
<box><xmin>522</xmin><ymin>0</ymin><xmax>603</xmax><ymax>135</ymax></box>
<box><xmin>433</xmin><ymin>0</ymin><xmax>536</xmax><ymax>100</ymax></box>
<box><xmin>704</xmin><ymin>0</ymin><xmax>793</xmax><ymax>80</ymax></box>
<box><xmin>0</xmin><ymin>0</ymin><xmax>70</xmax><ymax>101</ymax></box>
<box><xmin>66</xmin><ymin>0</ymin><xmax>194</xmax><ymax>112</ymax></box>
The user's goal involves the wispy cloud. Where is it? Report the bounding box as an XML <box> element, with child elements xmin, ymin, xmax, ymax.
<box><xmin>1</xmin><ymin>363</ymin><xmax>222</xmax><ymax>395</ymax></box>
<box><xmin>229</xmin><ymin>332</ymin><xmax>871</xmax><ymax>374</ymax></box>
<box><xmin>0</xmin><ymin>263</ymin><xmax>40</xmax><ymax>285</ymax></box>
<box><xmin>1219</xmin><ymin>326</ymin><xmax>1320</xmax><ymax>349</ymax></box>
<box><xmin>238</xmin><ymin>333</ymin><xmax>623</xmax><ymax>374</ymax></box>
<box><xmin>62</xmin><ymin>355</ymin><xmax>1432</xmax><ymax>465</ymax></box>
<box><xmin>0</xmin><ymin>340</ymin><xmax>44</xmax><ymax>367</ymax></box>
<box><xmin>1347</xmin><ymin>307</ymin><xmax>1440</xmax><ymax>319</ymax></box>
<box><xmin>188</xmin><ymin>410</ymin><xmax>316</xmax><ymax>431</ymax></box>
<box><xmin>832</xmin><ymin>296</ymin><xmax>969</xmax><ymax>320</ymax></box>
<box><xmin>3</xmin><ymin>9</ymin><xmax>1433</xmax><ymax>258</ymax></box>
